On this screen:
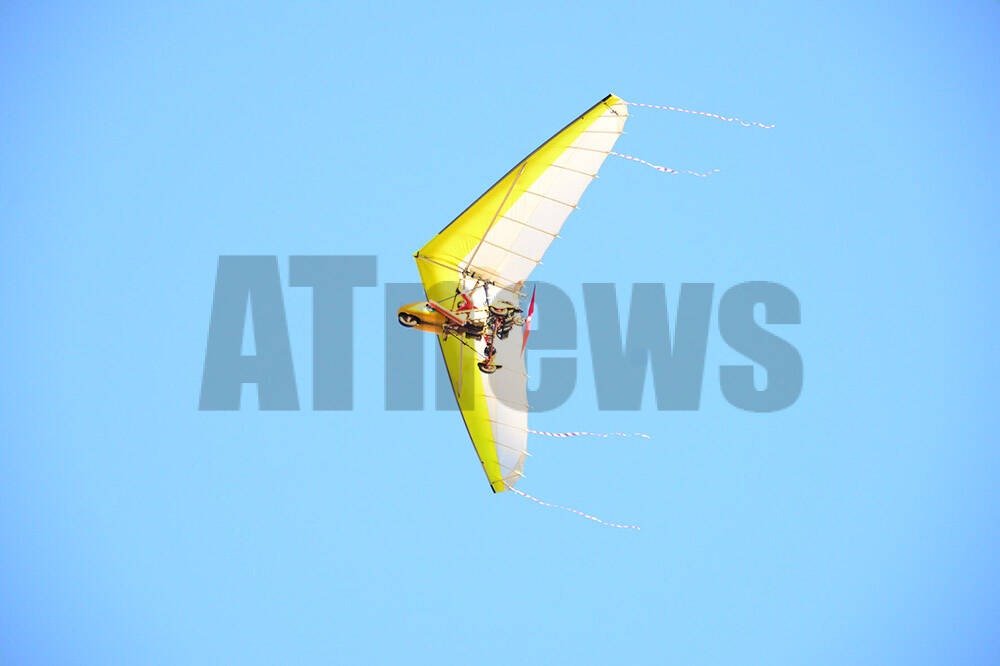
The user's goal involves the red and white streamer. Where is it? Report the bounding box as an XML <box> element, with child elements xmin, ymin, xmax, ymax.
<box><xmin>610</xmin><ymin>152</ymin><xmax>719</xmax><ymax>178</ymax></box>
<box><xmin>506</xmin><ymin>486</ymin><xmax>640</xmax><ymax>530</ymax></box>
<box><xmin>625</xmin><ymin>101</ymin><xmax>774</xmax><ymax>129</ymax></box>
<box><xmin>529</xmin><ymin>429</ymin><xmax>651</xmax><ymax>440</ymax></box>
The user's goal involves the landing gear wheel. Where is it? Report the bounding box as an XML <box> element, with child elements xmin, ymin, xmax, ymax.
<box><xmin>478</xmin><ymin>361</ymin><xmax>501</xmax><ymax>374</ymax></box>
<box><xmin>398</xmin><ymin>313</ymin><xmax>419</xmax><ymax>327</ymax></box>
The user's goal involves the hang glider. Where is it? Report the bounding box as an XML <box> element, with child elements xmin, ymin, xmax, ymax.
<box><xmin>397</xmin><ymin>93</ymin><xmax>628</xmax><ymax>493</ymax></box>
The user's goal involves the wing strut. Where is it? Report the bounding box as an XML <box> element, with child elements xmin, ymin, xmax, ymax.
<box><xmin>414</xmin><ymin>254</ymin><xmax>527</xmax><ymax>297</ymax></box>
<box><xmin>462</xmin><ymin>162</ymin><xmax>527</xmax><ymax>274</ymax></box>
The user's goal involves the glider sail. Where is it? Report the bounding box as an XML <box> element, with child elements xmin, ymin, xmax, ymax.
<box><xmin>414</xmin><ymin>93</ymin><xmax>628</xmax><ymax>492</ymax></box>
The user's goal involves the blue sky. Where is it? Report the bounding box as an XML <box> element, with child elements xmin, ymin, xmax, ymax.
<box><xmin>2</xmin><ymin>2</ymin><xmax>998</xmax><ymax>664</ymax></box>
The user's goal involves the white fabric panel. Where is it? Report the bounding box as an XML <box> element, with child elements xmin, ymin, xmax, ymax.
<box><xmin>464</xmin><ymin>103</ymin><xmax>627</xmax><ymax>292</ymax></box>
<box><xmin>484</xmin><ymin>218</ymin><xmax>527</xmax><ymax>249</ymax></box>
<box><xmin>509</xmin><ymin>226</ymin><xmax>552</xmax><ymax>259</ymax></box>
<box><xmin>553</xmin><ymin>148</ymin><xmax>609</xmax><ymax>176</ymax></box>
<box><xmin>455</xmin><ymin>102</ymin><xmax>627</xmax><ymax>489</ymax></box>
<box><xmin>483</xmin><ymin>322</ymin><xmax>528</xmax><ymax>485</ymax></box>
<box><xmin>588</xmin><ymin>113</ymin><xmax>627</xmax><ymax>132</ymax></box>
<box><xmin>505</xmin><ymin>196</ymin><xmax>573</xmax><ymax>237</ymax></box>
<box><xmin>573</xmin><ymin>132</ymin><xmax>619</xmax><ymax>151</ymax></box>
<box><xmin>471</xmin><ymin>243</ymin><xmax>511</xmax><ymax>272</ymax></box>
<box><xmin>530</xmin><ymin>168</ymin><xmax>593</xmax><ymax>205</ymax></box>
<box><xmin>453</xmin><ymin>281</ymin><xmax>527</xmax><ymax>488</ymax></box>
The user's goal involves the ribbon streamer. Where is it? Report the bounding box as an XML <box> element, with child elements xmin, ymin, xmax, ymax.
<box><xmin>625</xmin><ymin>101</ymin><xmax>774</xmax><ymax>129</ymax></box>
<box><xmin>506</xmin><ymin>486</ymin><xmax>640</xmax><ymax>530</ymax></box>
<box><xmin>529</xmin><ymin>429</ymin><xmax>651</xmax><ymax>439</ymax></box>
<box><xmin>610</xmin><ymin>152</ymin><xmax>719</xmax><ymax>178</ymax></box>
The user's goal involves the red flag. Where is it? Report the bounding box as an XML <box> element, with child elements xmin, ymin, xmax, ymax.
<box><xmin>520</xmin><ymin>286</ymin><xmax>536</xmax><ymax>356</ymax></box>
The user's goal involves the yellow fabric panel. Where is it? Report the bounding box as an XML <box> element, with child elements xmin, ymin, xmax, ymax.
<box><xmin>437</xmin><ymin>301</ymin><xmax>504</xmax><ymax>491</ymax></box>
<box><xmin>415</xmin><ymin>256</ymin><xmax>505</xmax><ymax>493</ymax></box>
<box><xmin>415</xmin><ymin>93</ymin><xmax>622</xmax><ymax>493</ymax></box>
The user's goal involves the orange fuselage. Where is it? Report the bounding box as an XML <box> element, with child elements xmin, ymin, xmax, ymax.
<box><xmin>397</xmin><ymin>301</ymin><xmax>449</xmax><ymax>335</ymax></box>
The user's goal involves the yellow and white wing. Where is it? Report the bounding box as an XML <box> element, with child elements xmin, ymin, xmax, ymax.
<box><xmin>415</xmin><ymin>93</ymin><xmax>628</xmax><ymax>492</ymax></box>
